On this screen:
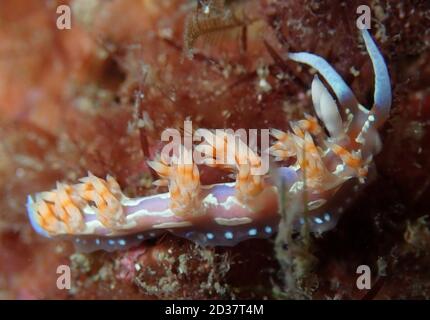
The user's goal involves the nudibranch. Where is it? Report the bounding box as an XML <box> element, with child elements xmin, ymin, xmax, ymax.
<box><xmin>26</xmin><ymin>29</ymin><xmax>392</xmax><ymax>252</ymax></box>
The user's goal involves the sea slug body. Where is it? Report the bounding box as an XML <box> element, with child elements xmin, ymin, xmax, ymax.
<box><xmin>26</xmin><ymin>29</ymin><xmax>391</xmax><ymax>252</ymax></box>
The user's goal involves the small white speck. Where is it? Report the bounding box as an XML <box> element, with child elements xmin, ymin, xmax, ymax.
<box><xmin>264</xmin><ymin>226</ymin><xmax>272</xmax><ymax>234</ymax></box>
<box><xmin>224</xmin><ymin>231</ymin><xmax>234</xmax><ymax>240</ymax></box>
<box><xmin>206</xmin><ymin>233</ymin><xmax>215</xmax><ymax>240</ymax></box>
<box><xmin>258</xmin><ymin>78</ymin><xmax>272</xmax><ymax>92</ymax></box>
<box><xmin>323</xmin><ymin>213</ymin><xmax>331</xmax><ymax>222</ymax></box>
<box><xmin>248</xmin><ymin>228</ymin><xmax>257</xmax><ymax>236</ymax></box>
<box><xmin>15</xmin><ymin>168</ymin><xmax>25</xmax><ymax>178</ymax></box>
<box><xmin>137</xmin><ymin>234</ymin><xmax>144</xmax><ymax>240</ymax></box>
<box><xmin>149</xmin><ymin>232</ymin><xmax>156</xmax><ymax>237</ymax></box>
<box><xmin>118</xmin><ymin>239</ymin><xmax>126</xmax><ymax>246</ymax></box>
<box><xmin>135</xmin><ymin>263</ymin><xmax>141</xmax><ymax>272</ymax></box>
<box><xmin>108</xmin><ymin>239</ymin><xmax>115</xmax><ymax>245</ymax></box>
<box><xmin>368</xmin><ymin>115</ymin><xmax>375</xmax><ymax>122</ymax></box>
<box><xmin>95</xmin><ymin>238</ymin><xmax>101</xmax><ymax>245</ymax></box>
<box><xmin>314</xmin><ymin>217</ymin><xmax>324</xmax><ymax>224</ymax></box>
<box><xmin>334</xmin><ymin>164</ymin><xmax>345</xmax><ymax>175</ymax></box>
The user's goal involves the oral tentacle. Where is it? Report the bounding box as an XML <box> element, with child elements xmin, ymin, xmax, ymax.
<box><xmin>360</xmin><ymin>29</ymin><xmax>392</xmax><ymax>128</ymax></box>
<box><xmin>287</xmin><ymin>52</ymin><xmax>359</xmax><ymax>115</ymax></box>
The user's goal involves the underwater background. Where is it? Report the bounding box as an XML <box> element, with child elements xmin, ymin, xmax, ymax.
<box><xmin>0</xmin><ymin>0</ymin><xmax>430</xmax><ymax>299</ymax></box>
